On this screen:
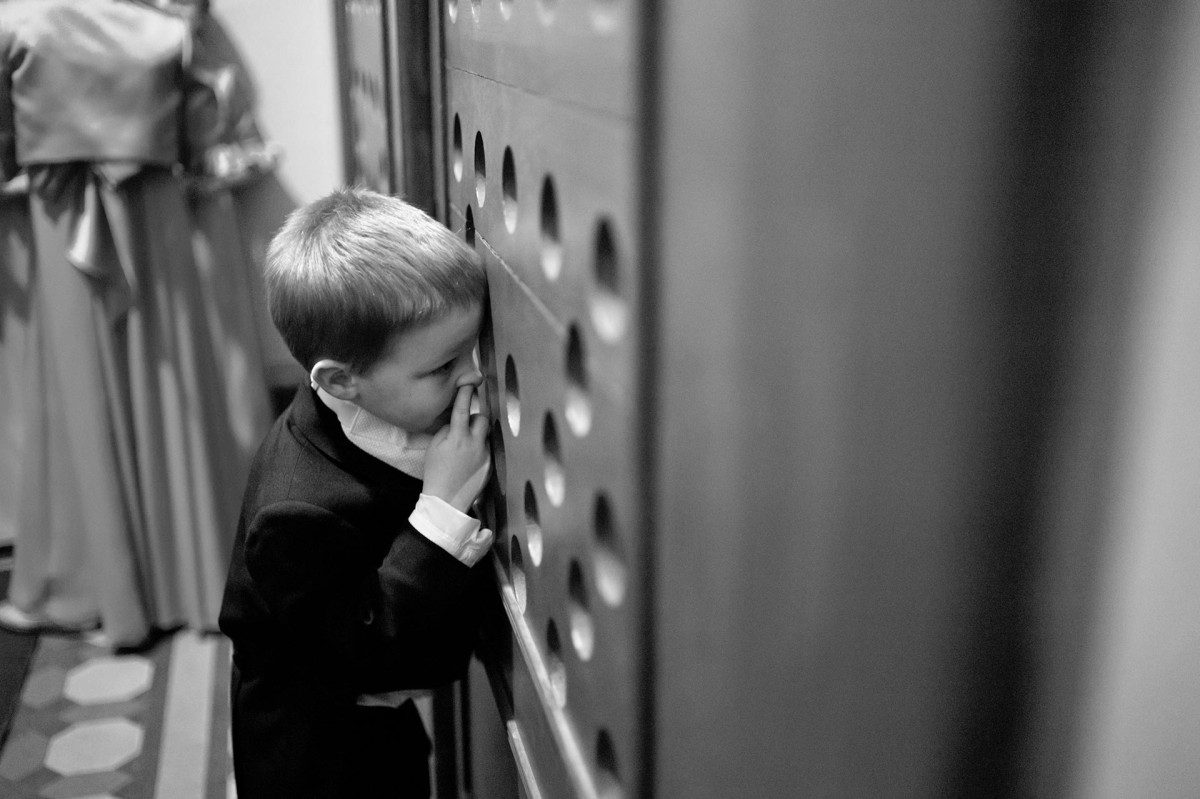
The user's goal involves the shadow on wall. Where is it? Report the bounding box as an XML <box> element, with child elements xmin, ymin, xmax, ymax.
<box><xmin>197</xmin><ymin>9</ymin><xmax>306</xmax><ymax>395</ymax></box>
<box><xmin>232</xmin><ymin>171</ymin><xmax>306</xmax><ymax>396</ymax></box>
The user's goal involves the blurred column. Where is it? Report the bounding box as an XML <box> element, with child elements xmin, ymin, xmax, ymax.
<box><xmin>1067</xmin><ymin>5</ymin><xmax>1200</xmax><ymax>797</ymax></box>
<box><xmin>653</xmin><ymin>1</ymin><xmax>1194</xmax><ymax>796</ymax></box>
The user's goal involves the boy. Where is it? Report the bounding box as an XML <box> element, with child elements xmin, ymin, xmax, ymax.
<box><xmin>219</xmin><ymin>187</ymin><xmax>493</xmax><ymax>798</ymax></box>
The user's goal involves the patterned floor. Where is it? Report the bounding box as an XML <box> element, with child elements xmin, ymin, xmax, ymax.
<box><xmin>0</xmin><ymin>629</ymin><xmax>234</xmax><ymax>799</ymax></box>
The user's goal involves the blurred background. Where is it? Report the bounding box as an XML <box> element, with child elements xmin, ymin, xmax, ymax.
<box><xmin>2</xmin><ymin>1</ymin><xmax>1200</xmax><ymax>798</ymax></box>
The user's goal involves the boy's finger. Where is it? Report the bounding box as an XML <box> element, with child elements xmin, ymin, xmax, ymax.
<box><xmin>470</xmin><ymin>388</ymin><xmax>487</xmax><ymax>418</ymax></box>
<box><xmin>469</xmin><ymin>413</ymin><xmax>489</xmax><ymax>438</ymax></box>
<box><xmin>450</xmin><ymin>384</ymin><xmax>474</xmax><ymax>431</ymax></box>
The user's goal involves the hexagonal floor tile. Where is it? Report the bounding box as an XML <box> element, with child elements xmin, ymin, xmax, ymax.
<box><xmin>63</xmin><ymin>657</ymin><xmax>153</xmax><ymax>705</ymax></box>
<box><xmin>45</xmin><ymin>719</ymin><xmax>144</xmax><ymax>776</ymax></box>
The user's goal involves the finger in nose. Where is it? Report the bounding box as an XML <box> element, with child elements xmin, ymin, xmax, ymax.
<box><xmin>458</xmin><ymin>369</ymin><xmax>484</xmax><ymax>388</ymax></box>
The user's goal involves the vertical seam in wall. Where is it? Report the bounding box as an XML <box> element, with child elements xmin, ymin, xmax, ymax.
<box><xmin>332</xmin><ymin>0</ymin><xmax>355</xmax><ymax>186</ymax></box>
<box><xmin>429</xmin><ymin>0</ymin><xmax>449</xmax><ymax>222</ymax></box>
<box><xmin>636</xmin><ymin>0</ymin><xmax>661</xmax><ymax>795</ymax></box>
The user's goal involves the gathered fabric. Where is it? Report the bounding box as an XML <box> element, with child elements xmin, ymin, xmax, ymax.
<box><xmin>0</xmin><ymin>0</ymin><xmax>277</xmax><ymax>644</ymax></box>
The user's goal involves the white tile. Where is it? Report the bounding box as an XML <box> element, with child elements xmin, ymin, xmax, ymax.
<box><xmin>45</xmin><ymin>719</ymin><xmax>143</xmax><ymax>775</ymax></box>
<box><xmin>63</xmin><ymin>657</ymin><xmax>154</xmax><ymax>705</ymax></box>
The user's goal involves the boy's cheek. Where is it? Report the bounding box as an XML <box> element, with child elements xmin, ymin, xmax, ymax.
<box><xmin>430</xmin><ymin>402</ymin><xmax>454</xmax><ymax>430</ymax></box>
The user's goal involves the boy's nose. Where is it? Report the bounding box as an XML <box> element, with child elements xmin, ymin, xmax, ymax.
<box><xmin>458</xmin><ymin>368</ymin><xmax>486</xmax><ymax>416</ymax></box>
<box><xmin>457</xmin><ymin>368</ymin><xmax>483</xmax><ymax>388</ymax></box>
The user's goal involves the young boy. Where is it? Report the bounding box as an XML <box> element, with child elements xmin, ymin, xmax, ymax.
<box><xmin>219</xmin><ymin>187</ymin><xmax>493</xmax><ymax>799</ymax></box>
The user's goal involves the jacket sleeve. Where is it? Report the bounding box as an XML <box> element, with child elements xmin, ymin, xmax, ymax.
<box><xmin>243</xmin><ymin>499</ymin><xmax>485</xmax><ymax>696</ymax></box>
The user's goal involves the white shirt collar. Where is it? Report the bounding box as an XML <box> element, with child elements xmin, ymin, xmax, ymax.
<box><xmin>312</xmin><ymin>382</ymin><xmax>431</xmax><ymax>479</ymax></box>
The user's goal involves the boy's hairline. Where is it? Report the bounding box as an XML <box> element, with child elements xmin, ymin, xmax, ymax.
<box><xmin>265</xmin><ymin>187</ymin><xmax>486</xmax><ymax>375</ymax></box>
<box><xmin>314</xmin><ymin>294</ymin><xmax>486</xmax><ymax>375</ymax></box>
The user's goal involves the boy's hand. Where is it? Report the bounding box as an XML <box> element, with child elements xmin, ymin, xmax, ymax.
<box><xmin>423</xmin><ymin>384</ymin><xmax>492</xmax><ymax>513</ymax></box>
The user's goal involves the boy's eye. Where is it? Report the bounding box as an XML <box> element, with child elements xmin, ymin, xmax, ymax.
<box><xmin>431</xmin><ymin>360</ymin><xmax>455</xmax><ymax>375</ymax></box>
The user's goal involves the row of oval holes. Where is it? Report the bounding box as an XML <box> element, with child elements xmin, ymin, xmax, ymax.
<box><xmin>503</xmin><ymin>336</ymin><xmax>591</xmax><ymax>440</ymax></box>
<box><xmin>454</xmin><ymin>112</ymin><xmax>628</xmax><ymax>799</ymax></box>
<box><xmin>506</xmin><ymin>474</ymin><xmax>626</xmax><ymax>617</ymax></box>
<box><xmin>448</xmin><ymin>0</ymin><xmax>622</xmax><ymax>31</ymax></box>
<box><xmin>475</xmin><ymin>153</ymin><xmax>627</xmax><ymax>793</ymax></box>
<box><xmin>498</xmin><ymin>348</ymin><xmax>624</xmax><ymax>654</ymax></box>
<box><xmin>453</xmin><ymin>116</ymin><xmax>629</xmax><ymax>344</ymax></box>
<box><xmin>504</xmin><ymin>480</ymin><xmax>626</xmax><ymax>798</ymax></box>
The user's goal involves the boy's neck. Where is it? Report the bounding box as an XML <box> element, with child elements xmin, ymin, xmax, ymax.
<box><xmin>312</xmin><ymin>386</ymin><xmax>430</xmax><ymax>478</ymax></box>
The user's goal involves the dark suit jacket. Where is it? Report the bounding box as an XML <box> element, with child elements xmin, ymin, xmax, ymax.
<box><xmin>219</xmin><ymin>385</ymin><xmax>486</xmax><ymax>798</ymax></box>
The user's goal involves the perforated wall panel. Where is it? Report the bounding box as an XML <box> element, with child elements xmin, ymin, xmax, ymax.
<box><xmin>441</xmin><ymin>2</ymin><xmax>646</xmax><ymax>797</ymax></box>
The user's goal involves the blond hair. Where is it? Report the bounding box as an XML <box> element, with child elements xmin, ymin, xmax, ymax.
<box><xmin>266</xmin><ymin>187</ymin><xmax>485</xmax><ymax>372</ymax></box>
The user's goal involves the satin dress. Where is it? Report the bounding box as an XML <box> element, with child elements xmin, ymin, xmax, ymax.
<box><xmin>0</xmin><ymin>0</ymin><xmax>276</xmax><ymax>645</ymax></box>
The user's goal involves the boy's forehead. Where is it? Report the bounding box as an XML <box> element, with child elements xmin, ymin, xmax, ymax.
<box><xmin>392</xmin><ymin>302</ymin><xmax>482</xmax><ymax>357</ymax></box>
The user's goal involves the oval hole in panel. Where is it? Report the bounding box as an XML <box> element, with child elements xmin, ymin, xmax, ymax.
<box><xmin>545</xmin><ymin>619</ymin><xmax>567</xmax><ymax>707</ymax></box>
<box><xmin>504</xmin><ymin>355</ymin><xmax>521</xmax><ymax>436</ymax></box>
<box><xmin>593</xmin><ymin>493</ymin><xmax>626</xmax><ymax>606</ymax></box>
<box><xmin>540</xmin><ymin>176</ymin><xmax>563</xmax><ymax>281</ymax></box>
<box><xmin>447</xmin><ymin>0</ymin><xmax>458</xmax><ymax>23</ymax></box>
<box><xmin>564</xmin><ymin>325</ymin><xmax>592</xmax><ymax>437</ymax></box>
<box><xmin>464</xmin><ymin>205</ymin><xmax>476</xmax><ymax>248</ymax></box>
<box><xmin>478</xmin><ymin>301</ymin><xmax>497</xmax><ymax>378</ymax></box>
<box><xmin>590</xmin><ymin>218</ymin><xmax>627</xmax><ymax>342</ymax></box>
<box><xmin>542</xmin><ymin>412</ymin><xmax>565</xmax><ymax>506</ymax></box>
<box><xmin>524</xmin><ymin>481</ymin><xmax>543</xmax><ymax>567</ymax></box>
<box><xmin>567</xmin><ymin>560</ymin><xmax>594</xmax><ymax>661</ymax></box>
<box><xmin>502</xmin><ymin>146</ymin><xmax>518</xmax><ymax>233</ymax></box>
<box><xmin>510</xmin><ymin>534</ymin><xmax>526</xmax><ymax>614</ymax></box>
<box><xmin>596</xmin><ymin>730</ymin><xmax>624</xmax><ymax>799</ymax></box>
<box><xmin>452</xmin><ymin>115</ymin><xmax>463</xmax><ymax>182</ymax></box>
<box><xmin>474</xmin><ymin>132</ymin><xmax>486</xmax><ymax>206</ymax></box>
<box><xmin>490</xmin><ymin>420</ymin><xmax>506</xmax><ymax>497</ymax></box>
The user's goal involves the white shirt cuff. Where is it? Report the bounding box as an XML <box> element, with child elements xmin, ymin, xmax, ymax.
<box><xmin>409</xmin><ymin>493</ymin><xmax>494</xmax><ymax>567</ymax></box>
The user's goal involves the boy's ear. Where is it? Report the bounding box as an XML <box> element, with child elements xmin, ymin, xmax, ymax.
<box><xmin>310</xmin><ymin>359</ymin><xmax>360</xmax><ymax>400</ymax></box>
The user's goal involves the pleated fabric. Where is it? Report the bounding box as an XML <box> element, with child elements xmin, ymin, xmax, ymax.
<box><xmin>0</xmin><ymin>186</ymin><xmax>32</xmax><ymax>551</ymax></box>
<box><xmin>3</xmin><ymin>167</ymin><xmax>272</xmax><ymax>646</ymax></box>
<box><xmin>0</xmin><ymin>1</ymin><xmax>277</xmax><ymax>646</ymax></box>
